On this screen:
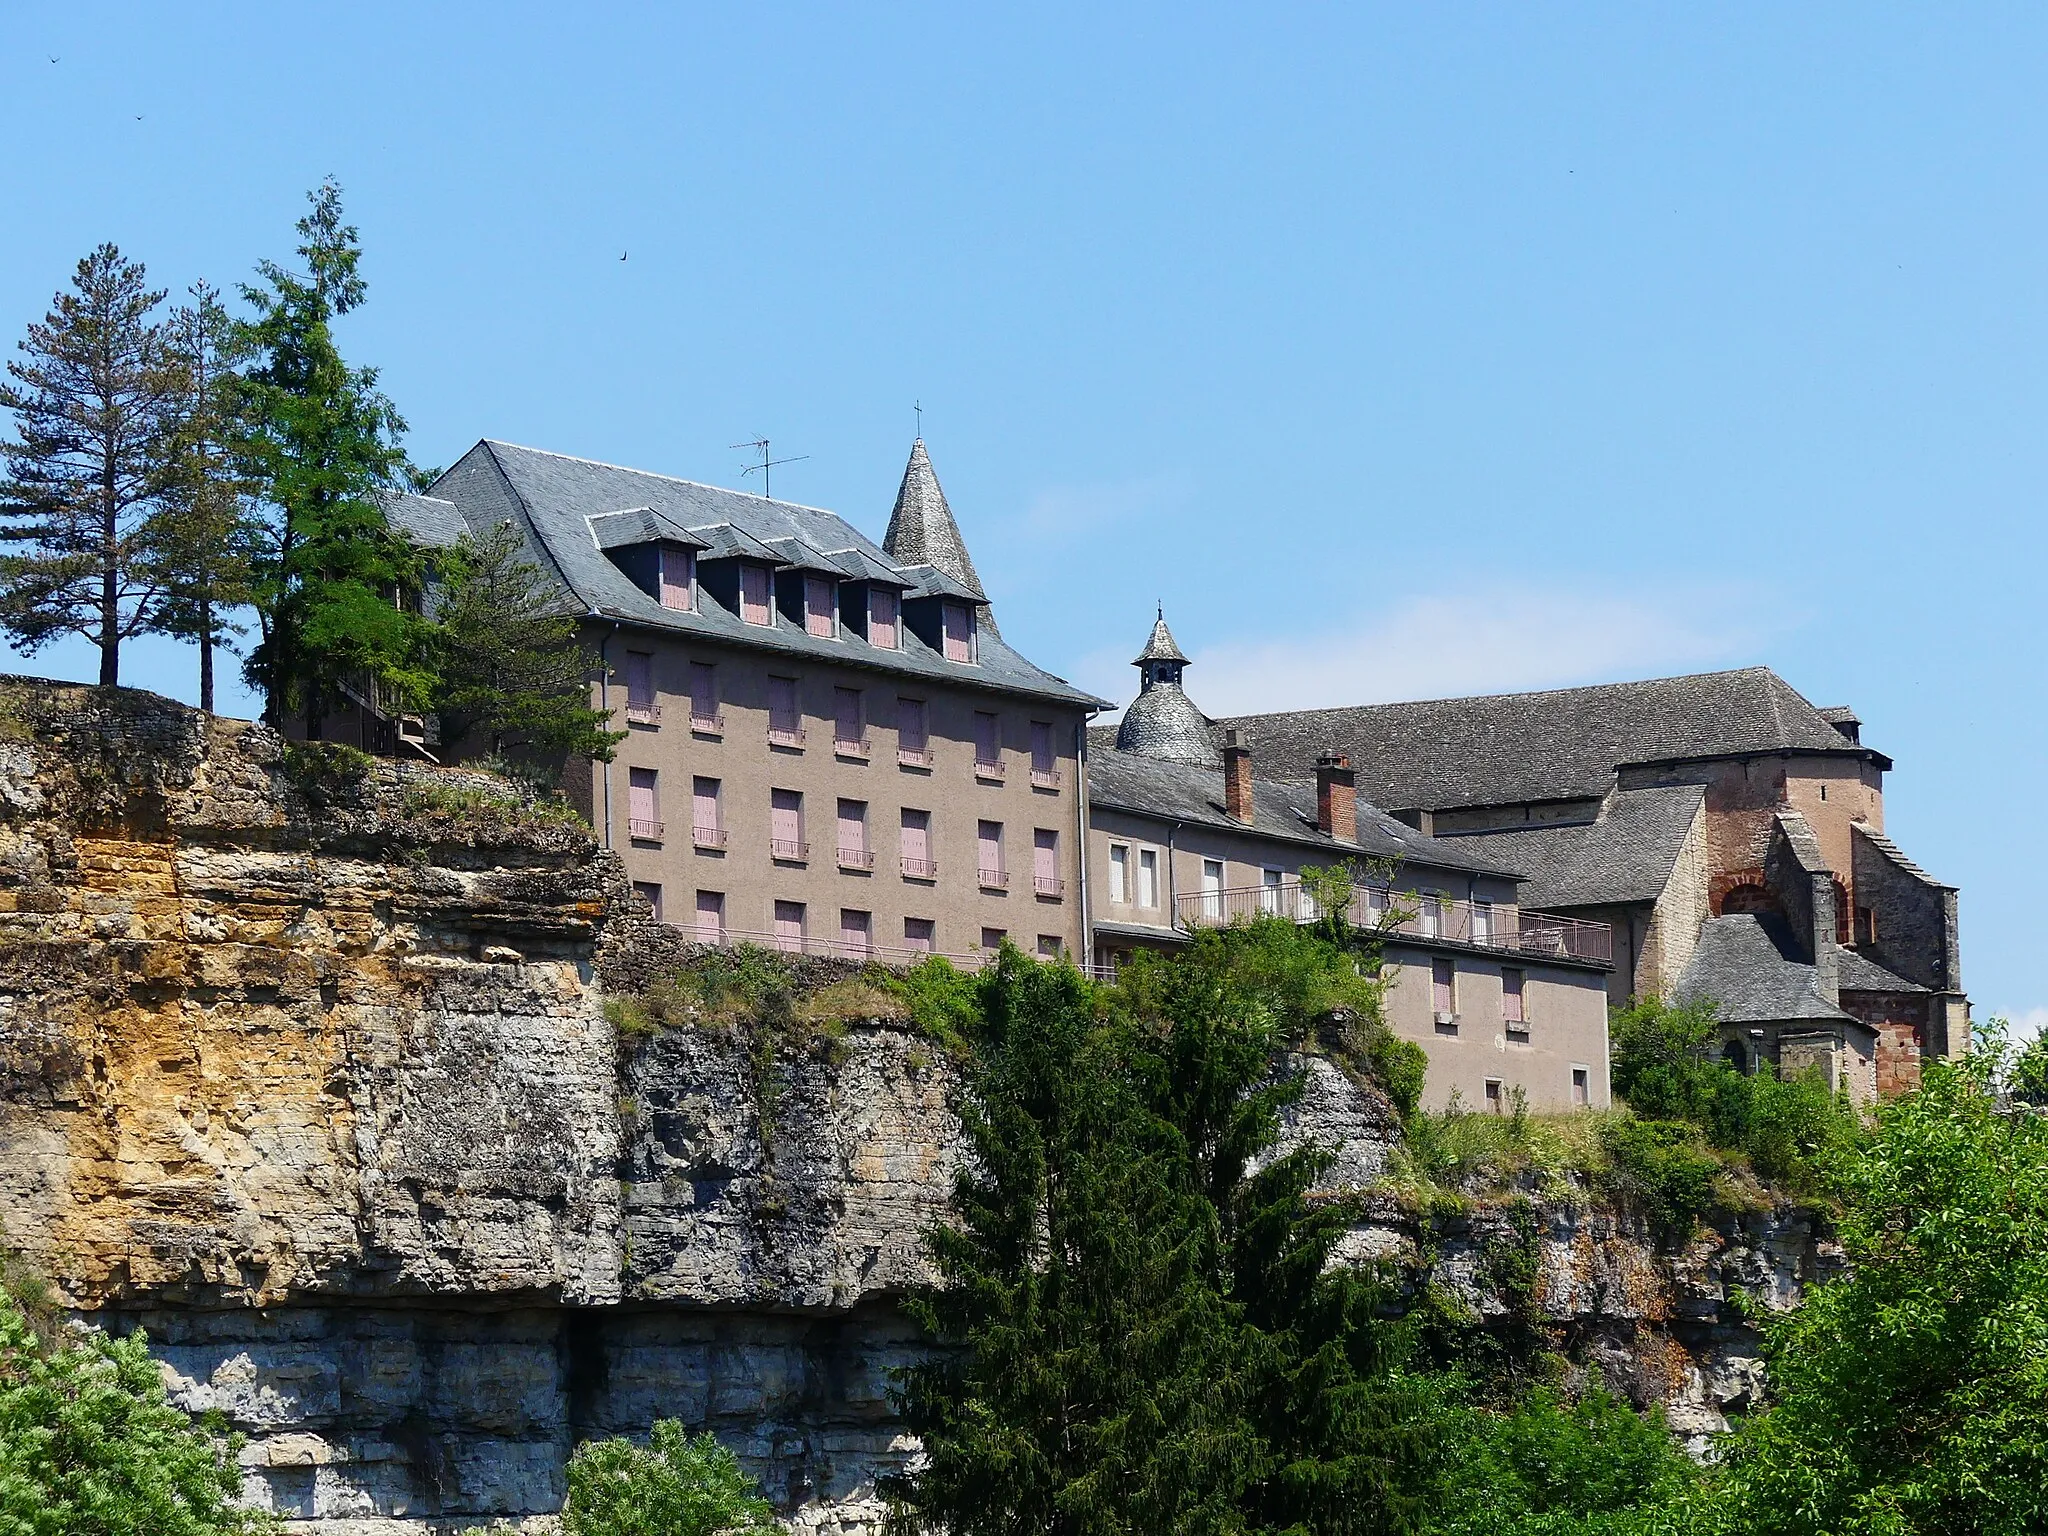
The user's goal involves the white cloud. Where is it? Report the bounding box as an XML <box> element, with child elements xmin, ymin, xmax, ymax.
<box><xmin>1081</xmin><ymin>580</ymin><xmax>1777</xmax><ymax>719</ymax></box>
<box><xmin>2002</xmin><ymin>1007</ymin><xmax>2048</xmax><ymax>1048</ymax></box>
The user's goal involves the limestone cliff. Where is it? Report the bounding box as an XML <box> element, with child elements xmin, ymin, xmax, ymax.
<box><xmin>0</xmin><ymin>682</ymin><xmax>1830</xmax><ymax>1532</ymax></box>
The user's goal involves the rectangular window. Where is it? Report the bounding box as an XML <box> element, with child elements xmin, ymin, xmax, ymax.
<box><xmin>694</xmin><ymin>890</ymin><xmax>725</xmax><ymax>945</ymax></box>
<box><xmin>1420</xmin><ymin>894</ymin><xmax>1443</xmax><ymax>938</ymax></box>
<box><xmin>1572</xmin><ymin>1067</ymin><xmax>1591</xmax><ymax>1108</ymax></box>
<box><xmin>942</xmin><ymin>601</ymin><xmax>976</xmax><ymax>662</ymax></box>
<box><xmin>1503</xmin><ymin>968</ymin><xmax>1526</xmax><ymax>1027</ymax></box>
<box><xmin>901</xmin><ymin>808</ymin><xmax>934</xmax><ymax>878</ymax></box>
<box><xmin>1484</xmin><ymin>1078</ymin><xmax>1504</xmax><ymax>1115</ymax></box>
<box><xmin>1036</xmin><ymin>830</ymin><xmax>1063</xmax><ymax>897</ymax></box>
<box><xmin>805</xmin><ymin>575</ymin><xmax>837</xmax><ymax>638</ymax></box>
<box><xmin>1030</xmin><ymin>721</ymin><xmax>1057</xmax><ymax>786</ymax></box>
<box><xmin>1471</xmin><ymin>901</ymin><xmax>1493</xmax><ymax>945</ymax></box>
<box><xmin>1261</xmin><ymin>867</ymin><xmax>1283</xmax><ymax>915</ymax></box>
<box><xmin>973</xmin><ymin>711</ymin><xmax>1003</xmax><ymax>775</ymax></box>
<box><xmin>1108</xmin><ymin>843</ymin><xmax>1130</xmax><ymax>903</ymax></box>
<box><xmin>904</xmin><ymin>917</ymin><xmax>935</xmax><ymax>954</ymax></box>
<box><xmin>836</xmin><ymin>799</ymin><xmax>870</xmax><ymax>868</ymax></box>
<box><xmin>898</xmin><ymin>697</ymin><xmax>929</xmax><ymax>765</ymax></box>
<box><xmin>1138</xmin><ymin>848</ymin><xmax>1159</xmax><ymax>908</ymax></box>
<box><xmin>773</xmin><ymin>899</ymin><xmax>806</xmax><ymax>954</ymax></box>
<box><xmin>633</xmin><ymin>881</ymin><xmax>663</xmax><ymax>922</ymax></box>
<box><xmin>658</xmin><ymin>546</ymin><xmax>694</xmax><ymax>611</ymax></box>
<box><xmin>1201</xmin><ymin>857</ymin><xmax>1224</xmax><ymax>918</ymax></box>
<box><xmin>770</xmin><ymin>788</ymin><xmax>805</xmax><ymax>862</ymax></box>
<box><xmin>627</xmin><ymin>766</ymin><xmax>661</xmax><ymax>841</ymax></box>
<box><xmin>1365</xmin><ymin>887</ymin><xmax>1389</xmax><ymax>925</ymax></box>
<box><xmin>688</xmin><ymin>662</ymin><xmax>720</xmax><ymax>731</ymax></box>
<box><xmin>979</xmin><ymin>926</ymin><xmax>1007</xmax><ymax>951</ymax></box>
<box><xmin>869</xmin><ymin>587</ymin><xmax>900</xmax><ymax>649</ymax></box>
<box><xmin>768</xmin><ymin>676</ymin><xmax>803</xmax><ymax>746</ymax></box>
<box><xmin>834</xmin><ymin>687</ymin><xmax>865</xmax><ymax>754</ymax></box>
<box><xmin>740</xmin><ymin>564</ymin><xmax>773</xmax><ymax>625</ymax></box>
<box><xmin>977</xmin><ymin>820</ymin><xmax>1006</xmax><ymax>888</ymax></box>
<box><xmin>1432</xmin><ymin>958</ymin><xmax>1455</xmax><ymax>1016</ymax></box>
<box><xmin>1037</xmin><ymin>934</ymin><xmax>1063</xmax><ymax>960</ymax></box>
<box><xmin>840</xmin><ymin>909</ymin><xmax>872</xmax><ymax>959</ymax></box>
<box><xmin>691</xmin><ymin>776</ymin><xmax>723</xmax><ymax>848</ymax></box>
<box><xmin>624</xmin><ymin>651</ymin><xmax>657</xmax><ymax>725</ymax></box>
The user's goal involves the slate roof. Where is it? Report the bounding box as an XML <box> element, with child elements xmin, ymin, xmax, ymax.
<box><xmin>1134</xmin><ymin>611</ymin><xmax>1190</xmax><ymax>665</ymax></box>
<box><xmin>1835</xmin><ymin>947</ymin><xmax>1929</xmax><ymax>995</ymax></box>
<box><xmin>1676</xmin><ymin>914</ymin><xmax>1857</xmax><ymax>1024</ymax></box>
<box><xmin>1217</xmin><ymin>667</ymin><xmax>1889</xmax><ymax>811</ymax></box>
<box><xmin>425</xmin><ymin>440</ymin><xmax>1104</xmax><ymax>708</ymax></box>
<box><xmin>882</xmin><ymin>439</ymin><xmax>996</xmax><ymax>634</ymax></box>
<box><xmin>1116</xmin><ymin>684</ymin><xmax>1217</xmax><ymax>766</ymax></box>
<box><xmin>378</xmin><ymin>491</ymin><xmax>469</xmax><ymax>549</ymax></box>
<box><xmin>1434</xmin><ymin>784</ymin><xmax>1706</xmax><ymax>908</ymax></box>
<box><xmin>1087</xmin><ymin>746</ymin><xmax>1521</xmax><ymax>879</ymax></box>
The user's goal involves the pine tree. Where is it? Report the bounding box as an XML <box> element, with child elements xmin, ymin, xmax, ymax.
<box><xmin>432</xmin><ymin>519</ymin><xmax>623</xmax><ymax>764</ymax></box>
<box><xmin>0</xmin><ymin>245</ymin><xmax>179</xmax><ymax>688</ymax></box>
<box><xmin>236</xmin><ymin>180</ymin><xmax>425</xmax><ymax>730</ymax></box>
<box><xmin>153</xmin><ymin>285</ymin><xmax>263</xmax><ymax>713</ymax></box>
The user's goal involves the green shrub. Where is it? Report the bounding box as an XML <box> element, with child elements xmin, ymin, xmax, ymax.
<box><xmin>279</xmin><ymin>740</ymin><xmax>373</xmax><ymax>808</ymax></box>
<box><xmin>1597</xmin><ymin>1117</ymin><xmax>1726</xmax><ymax>1247</ymax></box>
<box><xmin>562</xmin><ymin>1421</ymin><xmax>777</xmax><ymax>1536</ymax></box>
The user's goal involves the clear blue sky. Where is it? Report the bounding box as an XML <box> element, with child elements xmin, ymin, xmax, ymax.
<box><xmin>5</xmin><ymin>5</ymin><xmax>2040</xmax><ymax>1028</ymax></box>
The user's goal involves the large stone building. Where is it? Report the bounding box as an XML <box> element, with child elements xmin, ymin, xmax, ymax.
<box><xmin>1221</xmin><ymin>671</ymin><xmax>1967</xmax><ymax>1100</ymax></box>
<box><xmin>1088</xmin><ymin>613</ymin><xmax>1617</xmax><ymax>1113</ymax></box>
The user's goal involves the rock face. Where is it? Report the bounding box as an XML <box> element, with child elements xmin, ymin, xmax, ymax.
<box><xmin>0</xmin><ymin>682</ymin><xmax>1831</xmax><ymax>1531</ymax></box>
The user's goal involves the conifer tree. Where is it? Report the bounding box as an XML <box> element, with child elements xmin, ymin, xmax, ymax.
<box><xmin>154</xmin><ymin>285</ymin><xmax>263</xmax><ymax>713</ymax></box>
<box><xmin>431</xmin><ymin>519</ymin><xmax>623</xmax><ymax>765</ymax></box>
<box><xmin>0</xmin><ymin>245</ymin><xmax>179</xmax><ymax>688</ymax></box>
<box><xmin>236</xmin><ymin>180</ymin><xmax>425</xmax><ymax>730</ymax></box>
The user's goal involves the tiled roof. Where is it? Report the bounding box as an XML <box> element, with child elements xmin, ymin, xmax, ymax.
<box><xmin>425</xmin><ymin>440</ymin><xmax>1104</xmax><ymax>708</ymax></box>
<box><xmin>1676</xmin><ymin>914</ymin><xmax>1857</xmax><ymax>1025</ymax></box>
<box><xmin>882</xmin><ymin>439</ymin><xmax>993</xmax><ymax>628</ymax></box>
<box><xmin>1835</xmin><ymin>947</ymin><xmax>1929</xmax><ymax>995</ymax></box>
<box><xmin>378</xmin><ymin>491</ymin><xmax>469</xmax><ymax>549</ymax></box>
<box><xmin>1086</xmin><ymin>746</ymin><xmax>1521</xmax><ymax>879</ymax></box>
<box><xmin>1434</xmin><ymin>784</ymin><xmax>1706</xmax><ymax>907</ymax></box>
<box><xmin>1218</xmin><ymin>667</ymin><xmax>1887</xmax><ymax>810</ymax></box>
<box><xmin>1853</xmin><ymin>823</ymin><xmax>1953</xmax><ymax>889</ymax></box>
<box><xmin>1134</xmin><ymin>612</ymin><xmax>1190</xmax><ymax>665</ymax></box>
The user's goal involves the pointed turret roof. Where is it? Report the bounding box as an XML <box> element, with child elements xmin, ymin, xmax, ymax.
<box><xmin>883</xmin><ymin>439</ymin><xmax>996</xmax><ymax>632</ymax></box>
<box><xmin>1133</xmin><ymin>607</ymin><xmax>1189</xmax><ymax>666</ymax></box>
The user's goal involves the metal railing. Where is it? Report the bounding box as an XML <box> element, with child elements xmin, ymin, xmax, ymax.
<box><xmin>1031</xmin><ymin>765</ymin><xmax>1062</xmax><ymax>789</ymax></box>
<box><xmin>664</xmin><ymin>925</ymin><xmax>1074</xmax><ymax>975</ymax></box>
<box><xmin>898</xmin><ymin>746</ymin><xmax>932</xmax><ymax>768</ymax></box>
<box><xmin>692</xmin><ymin>825</ymin><xmax>727</xmax><ymax>850</ymax></box>
<box><xmin>625</xmin><ymin>701</ymin><xmax>661</xmax><ymax>726</ymax></box>
<box><xmin>978</xmin><ymin>866</ymin><xmax>1009</xmax><ymax>890</ymax></box>
<box><xmin>837</xmin><ymin>846</ymin><xmax>875</xmax><ymax>870</ymax></box>
<box><xmin>690</xmin><ymin>710</ymin><xmax>724</xmax><ymax>733</ymax></box>
<box><xmin>1034</xmin><ymin>875</ymin><xmax>1066</xmax><ymax>898</ymax></box>
<box><xmin>770</xmin><ymin>838</ymin><xmax>809</xmax><ymax>863</ymax></box>
<box><xmin>902</xmin><ymin>856</ymin><xmax>938</xmax><ymax>879</ymax></box>
<box><xmin>627</xmin><ymin>818</ymin><xmax>665</xmax><ymax>842</ymax></box>
<box><xmin>1177</xmin><ymin>881</ymin><xmax>1612</xmax><ymax>964</ymax></box>
<box><xmin>975</xmin><ymin>753</ymin><xmax>1006</xmax><ymax>779</ymax></box>
<box><xmin>834</xmin><ymin>735</ymin><xmax>872</xmax><ymax>758</ymax></box>
<box><xmin>768</xmin><ymin>722</ymin><xmax>806</xmax><ymax>747</ymax></box>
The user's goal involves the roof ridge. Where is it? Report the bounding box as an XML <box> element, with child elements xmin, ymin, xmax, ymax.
<box><xmin>480</xmin><ymin>440</ymin><xmax>592</xmax><ymax>612</ymax></box>
<box><xmin>1217</xmin><ymin>664</ymin><xmax>1782</xmax><ymax>723</ymax></box>
<box><xmin>480</xmin><ymin>438</ymin><xmax>843</xmax><ymax>517</ymax></box>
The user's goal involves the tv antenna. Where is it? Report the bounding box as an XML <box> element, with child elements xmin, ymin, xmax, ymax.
<box><xmin>730</xmin><ymin>437</ymin><xmax>808</xmax><ymax>501</ymax></box>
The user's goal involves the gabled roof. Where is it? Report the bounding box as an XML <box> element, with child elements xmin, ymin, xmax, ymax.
<box><xmin>1677</xmin><ymin>914</ymin><xmax>1860</xmax><ymax>1025</ymax></box>
<box><xmin>378</xmin><ymin>491</ymin><xmax>469</xmax><ymax>549</ymax></box>
<box><xmin>1435</xmin><ymin>784</ymin><xmax>1706</xmax><ymax>908</ymax></box>
<box><xmin>587</xmin><ymin>506</ymin><xmax>710</xmax><ymax>552</ymax></box>
<box><xmin>425</xmin><ymin>440</ymin><xmax>1104</xmax><ymax>708</ymax></box>
<box><xmin>1218</xmin><ymin>667</ymin><xmax>1887</xmax><ymax>811</ymax></box>
<box><xmin>1086</xmin><ymin>746</ymin><xmax>1522</xmax><ymax>878</ymax></box>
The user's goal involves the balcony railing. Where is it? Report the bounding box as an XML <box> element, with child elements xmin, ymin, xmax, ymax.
<box><xmin>1034</xmin><ymin>875</ymin><xmax>1066</xmax><ymax>898</ymax></box>
<box><xmin>627</xmin><ymin>818</ymin><xmax>665</xmax><ymax>842</ymax></box>
<box><xmin>690</xmin><ymin>709</ymin><xmax>724</xmax><ymax>734</ymax></box>
<box><xmin>663</xmin><ymin>925</ymin><xmax>1077</xmax><ymax>974</ymax></box>
<box><xmin>1030</xmin><ymin>765</ymin><xmax>1062</xmax><ymax>789</ymax></box>
<box><xmin>770</xmin><ymin>838</ymin><xmax>809</xmax><ymax>863</ymax></box>
<box><xmin>901</xmin><ymin>856</ymin><xmax>939</xmax><ymax>879</ymax></box>
<box><xmin>838</xmin><ymin>846</ymin><xmax>875</xmax><ymax>871</ymax></box>
<box><xmin>692</xmin><ymin>825</ymin><xmax>727</xmax><ymax>850</ymax></box>
<box><xmin>974</xmin><ymin>754</ymin><xmax>1006</xmax><ymax>780</ymax></box>
<box><xmin>978</xmin><ymin>866</ymin><xmax>1009</xmax><ymax>890</ymax></box>
<box><xmin>1177</xmin><ymin>882</ymin><xmax>1612</xmax><ymax>965</ymax></box>
<box><xmin>625</xmin><ymin>701</ymin><xmax>661</xmax><ymax>727</ymax></box>
<box><xmin>768</xmin><ymin>722</ymin><xmax>806</xmax><ymax>748</ymax></box>
<box><xmin>898</xmin><ymin>746</ymin><xmax>932</xmax><ymax>768</ymax></box>
<box><xmin>835</xmin><ymin>735</ymin><xmax>871</xmax><ymax>758</ymax></box>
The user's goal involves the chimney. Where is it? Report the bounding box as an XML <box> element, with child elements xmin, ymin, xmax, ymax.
<box><xmin>1223</xmin><ymin>729</ymin><xmax>1253</xmax><ymax>823</ymax></box>
<box><xmin>1316</xmin><ymin>753</ymin><xmax>1355</xmax><ymax>841</ymax></box>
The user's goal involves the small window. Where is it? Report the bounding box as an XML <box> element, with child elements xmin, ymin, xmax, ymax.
<box><xmin>1484</xmin><ymin>1079</ymin><xmax>1505</xmax><ymax>1115</ymax></box>
<box><xmin>836</xmin><ymin>799</ymin><xmax>869</xmax><ymax>868</ymax></box>
<box><xmin>623</xmin><ymin>652</ymin><xmax>657</xmax><ymax>724</ymax></box>
<box><xmin>804</xmin><ymin>574</ymin><xmax>838</xmax><ymax>638</ymax></box>
<box><xmin>1030</xmin><ymin>721</ymin><xmax>1057</xmax><ymax>786</ymax></box>
<box><xmin>974</xmin><ymin>712</ymin><xmax>1003</xmax><ymax>774</ymax></box>
<box><xmin>904</xmin><ymin>916</ymin><xmax>936</xmax><ymax>954</ymax></box>
<box><xmin>1856</xmin><ymin>905</ymin><xmax>1878</xmax><ymax>947</ymax></box>
<box><xmin>901</xmin><ymin>808</ymin><xmax>934</xmax><ymax>878</ymax></box>
<box><xmin>740</xmin><ymin>564</ymin><xmax>773</xmax><ymax>625</ymax></box>
<box><xmin>658</xmin><ymin>545</ymin><xmax>694</xmax><ymax>611</ymax></box>
<box><xmin>628</xmin><ymin>767</ymin><xmax>662</xmax><ymax>842</ymax></box>
<box><xmin>770</xmin><ymin>788</ymin><xmax>805</xmax><ymax>862</ymax></box>
<box><xmin>897</xmin><ymin>697</ymin><xmax>929</xmax><ymax>765</ymax></box>
<box><xmin>688</xmin><ymin>662</ymin><xmax>720</xmax><ymax>731</ymax></box>
<box><xmin>1138</xmin><ymin>848</ymin><xmax>1160</xmax><ymax>908</ymax></box>
<box><xmin>1037</xmin><ymin>934</ymin><xmax>1064</xmax><ymax>960</ymax></box>
<box><xmin>633</xmin><ymin>881</ymin><xmax>663</xmax><ymax>922</ymax></box>
<box><xmin>773</xmin><ymin>899</ymin><xmax>806</xmax><ymax>954</ymax></box>
<box><xmin>1260</xmin><ymin>868</ymin><xmax>1283</xmax><ymax>915</ymax></box>
<box><xmin>869</xmin><ymin>587</ymin><xmax>900</xmax><ymax>649</ymax></box>
<box><xmin>1200</xmin><ymin>857</ymin><xmax>1224</xmax><ymax>918</ymax></box>
<box><xmin>691</xmin><ymin>776</ymin><xmax>722</xmax><ymax>848</ymax></box>
<box><xmin>1108</xmin><ymin>844</ymin><xmax>1130</xmax><ymax>903</ymax></box>
<box><xmin>1503</xmin><ymin>968</ymin><xmax>1526</xmax><ymax>1028</ymax></box>
<box><xmin>942</xmin><ymin>601</ymin><xmax>976</xmax><ymax>663</ymax></box>
<box><xmin>977</xmin><ymin>820</ymin><xmax>1006</xmax><ymax>888</ymax></box>
<box><xmin>840</xmin><ymin>908</ymin><xmax>872</xmax><ymax>959</ymax></box>
<box><xmin>1571</xmin><ymin>1067</ymin><xmax>1591</xmax><ymax>1108</ymax></box>
<box><xmin>1036</xmin><ymin>830</ymin><xmax>1063</xmax><ymax>897</ymax></box>
<box><xmin>694</xmin><ymin>890</ymin><xmax>725</xmax><ymax>945</ymax></box>
<box><xmin>834</xmin><ymin>687</ymin><xmax>865</xmax><ymax>755</ymax></box>
<box><xmin>1432</xmin><ymin>958</ymin><xmax>1455</xmax><ymax>1017</ymax></box>
<box><xmin>980</xmin><ymin>926</ymin><xmax>1007</xmax><ymax>951</ymax></box>
<box><xmin>768</xmin><ymin>676</ymin><xmax>803</xmax><ymax>746</ymax></box>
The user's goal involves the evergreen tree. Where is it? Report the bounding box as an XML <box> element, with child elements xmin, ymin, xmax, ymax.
<box><xmin>0</xmin><ymin>245</ymin><xmax>179</xmax><ymax>688</ymax></box>
<box><xmin>431</xmin><ymin>519</ymin><xmax>622</xmax><ymax>763</ymax></box>
<box><xmin>888</xmin><ymin>928</ymin><xmax>1447</xmax><ymax>1536</ymax></box>
<box><xmin>236</xmin><ymin>180</ymin><xmax>425</xmax><ymax>730</ymax></box>
<box><xmin>154</xmin><ymin>285</ymin><xmax>263</xmax><ymax>713</ymax></box>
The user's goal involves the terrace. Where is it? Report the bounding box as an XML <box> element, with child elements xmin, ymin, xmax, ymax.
<box><xmin>1176</xmin><ymin>881</ymin><xmax>1612</xmax><ymax>965</ymax></box>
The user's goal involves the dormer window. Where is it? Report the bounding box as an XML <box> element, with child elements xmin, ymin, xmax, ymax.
<box><xmin>740</xmin><ymin>564</ymin><xmax>773</xmax><ymax>626</ymax></box>
<box><xmin>658</xmin><ymin>545</ymin><xmax>694</xmax><ymax>611</ymax></box>
<box><xmin>804</xmin><ymin>575</ymin><xmax>838</xmax><ymax>638</ymax></box>
<box><xmin>869</xmin><ymin>587</ymin><xmax>900</xmax><ymax>650</ymax></box>
<box><xmin>942</xmin><ymin>601</ymin><xmax>976</xmax><ymax>664</ymax></box>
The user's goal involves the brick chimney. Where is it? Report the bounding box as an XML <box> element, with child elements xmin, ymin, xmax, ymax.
<box><xmin>1316</xmin><ymin>753</ymin><xmax>1355</xmax><ymax>841</ymax></box>
<box><xmin>1223</xmin><ymin>729</ymin><xmax>1253</xmax><ymax>823</ymax></box>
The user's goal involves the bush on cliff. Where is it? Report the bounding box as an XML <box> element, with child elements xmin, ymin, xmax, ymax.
<box><xmin>561</xmin><ymin>1422</ymin><xmax>777</xmax><ymax>1536</ymax></box>
<box><xmin>0</xmin><ymin>1283</ymin><xmax>270</xmax><ymax>1536</ymax></box>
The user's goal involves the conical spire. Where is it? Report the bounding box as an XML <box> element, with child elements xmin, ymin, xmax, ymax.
<box><xmin>1133</xmin><ymin>604</ymin><xmax>1189</xmax><ymax>666</ymax></box>
<box><xmin>883</xmin><ymin>438</ymin><xmax>998</xmax><ymax>635</ymax></box>
<box><xmin>1115</xmin><ymin>607</ymin><xmax>1213</xmax><ymax>766</ymax></box>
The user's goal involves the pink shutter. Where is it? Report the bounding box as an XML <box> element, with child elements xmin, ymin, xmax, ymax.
<box><xmin>771</xmin><ymin>789</ymin><xmax>802</xmax><ymax>855</ymax></box>
<box><xmin>840</xmin><ymin>909</ymin><xmax>871</xmax><ymax>957</ymax></box>
<box><xmin>692</xmin><ymin>777</ymin><xmax>719</xmax><ymax>839</ymax></box>
<box><xmin>1503</xmin><ymin>970</ymin><xmax>1525</xmax><ymax>1024</ymax></box>
<box><xmin>1031</xmin><ymin>721</ymin><xmax>1054</xmax><ymax>775</ymax></box>
<box><xmin>904</xmin><ymin>917</ymin><xmax>934</xmax><ymax>954</ymax></box>
<box><xmin>694</xmin><ymin>890</ymin><xmax>724</xmax><ymax>944</ymax></box>
<box><xmin>659</xmin><ymin>546</ymin><xmax>693</xmax><ymax>610</ymax></box>
<box><xmin>1433</xmin><ymin>959</ymin><xmax>1454</xmax><ymax>1013</ymax></box>
<box><xmin>1033</xmin><ymin>829</ymin><xmax>1057</xmax><ymax>885</ymax></box>
<box><xmin>773</xmin><ymin>900</ymin><xmax>805</xmax><ymax>953</ymax></box>
<box><xmin>978</xmin><ymin>821</ymin><xmax>1002</xmax><ymax>881</ymax></box>
<box><xmin>689</xmin><ymin>662</ymin><xmax>717</xmax><ymax>726</ymax></box>
<box><xmin>628</xmin><ymin>767</ymin><xmax>657</xmax><ymax>826</ymax></box>
<box><xmin>741</xmin><ymin>565</ymin><xmax>772</xmax><ymax>625</ymax></box>
<box><xmin>769</xmin><ymin>677</ymin><xmax>800</xmax><ymax>740</ymax></box>
<box><xmin>869</xmin><ymin>587</ymin><xmax>899</xmax><ymax>649</ymax></box>
<box><xmin>805</xmin><ymin>576</ymin><xmax>836</xmax><ymax>637</ymax></box>
<box><xmin>974</xmin><ymin>712</ymin><xmax>999</xmax><ymax>768</ymax></box>
<box><xmin>943</xmin><ymin>603</ymin><xmax>974</xmax><ymax>662</ymax></box>
<box><xmin>899</xmin><ymin>698</ymin><xmax>927</xmax><ymax>756</ymax></box>
<box><xmin>835</xmin><ymin>688</ymin><xmax>862</xmax><ymax>749</ymax></box>
<box><xmin>901</xmin><ymin>810</ymin><xmax>929</xmax><ymax>867</ymax></box>
<box><xmin>624</xmin><ymin>652</ymin><xmax>654</xmax><ymax>708</ymax></box>
<box><xmin>837</xmin><ymin>799</ymin><xmax>866</xmax><ymax>856</ymax></box>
